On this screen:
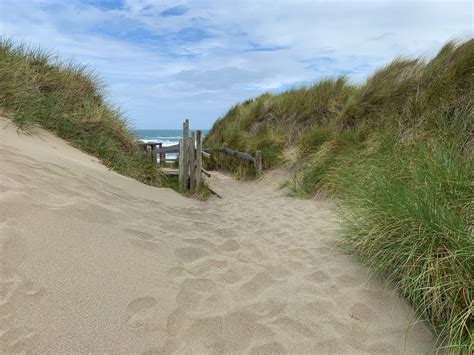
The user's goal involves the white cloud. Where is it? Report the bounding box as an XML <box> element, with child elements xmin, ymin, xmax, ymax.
<box><xmin>0</xmin><ymin>0</ymin><xmax>472</xmax><ymax>128</ymax></box>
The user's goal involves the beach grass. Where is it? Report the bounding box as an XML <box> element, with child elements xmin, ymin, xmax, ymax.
<box><xmin>0</xmin><ymin>37</ymin><xmax>164</xmax><ymax>187</ymax></box>
<box><xmin>204</xmin><ymin>39</ymin><xmax>474</xmax><ymax>351</ymax></box>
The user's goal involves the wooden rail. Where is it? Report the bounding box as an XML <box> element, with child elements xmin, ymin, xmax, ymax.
<box><xmin>214</xmin><ymin>147</ymin><xmax>262</xmax><ymax>176</ymax></box>
<box><xmin>220</xmin><ymin>148</ymin><xmax>254</xmax><ymax>161</ymax></box>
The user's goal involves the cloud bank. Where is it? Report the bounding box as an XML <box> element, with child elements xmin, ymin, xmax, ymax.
<box><xmin>1</xmin><ymin>0</ymin><xmax>472</xmax><ymax>128</ymax></box>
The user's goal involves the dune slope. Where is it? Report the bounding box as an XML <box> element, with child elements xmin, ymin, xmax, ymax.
<box><xmin>0</xmin><ymin>117</ymin><xmax>434</xmax><ymax>353</ymax></box>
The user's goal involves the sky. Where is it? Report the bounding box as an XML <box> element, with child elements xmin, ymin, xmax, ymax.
<box><xmin>0</xmin><ymin>1</ymin><xmax>472</xmax><ymax>129</ymax></box>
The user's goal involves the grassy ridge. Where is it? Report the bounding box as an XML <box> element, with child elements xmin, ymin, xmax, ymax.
<box><xmin>0</xmin><ymin>38</ymin><xmax>164</xmax><ymax>187</ymax></box>
<box><xmin>204</xmin><ymin>40</ymin><xmax>473</xmax><ymax>350</ymax></box>
<box><xmin>205</xmin><ymin>78</ymin><xmax>356</xmax><ymax>177</ymax></box>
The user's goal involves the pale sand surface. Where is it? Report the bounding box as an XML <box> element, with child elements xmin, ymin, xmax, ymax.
<box><xmin>0</xmin><ymin>116</ymin><xmax>435</xmax><ymax>353</ymax></box>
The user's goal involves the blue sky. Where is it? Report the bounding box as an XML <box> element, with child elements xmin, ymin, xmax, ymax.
<box><xmin>1</xmin><ymin>1</ymin><xmax>472</xmax><ymax>129</ymax></box>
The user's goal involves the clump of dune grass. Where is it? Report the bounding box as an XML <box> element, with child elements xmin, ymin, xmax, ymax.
<box><xmin>205</xmin><ymin>39</ymin><xmax>473</xmax><ymax>351</ymax></box>
<box><xmin>332</xmin><ymin>130</ymin><xmax>473</xmax><ymax>351</ymax></box>
<box><xmin>0</xmin><ymin>37</ymin><xmax>164</xmax><ymax>187</ymax></box>
<box><xmin>204</xmin><ymin>78</ymin><xmax>355</xmax><ymax>177</ymax></box>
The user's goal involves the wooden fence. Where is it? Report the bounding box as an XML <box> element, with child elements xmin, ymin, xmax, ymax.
<box><xmin>140</xmin><ymin>119</ymin><xmax>262</xmax><ymax>192</ymax></box>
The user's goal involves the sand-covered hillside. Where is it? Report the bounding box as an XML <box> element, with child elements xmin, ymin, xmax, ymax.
<box><xmin>0</xmin><ymin>116</ymin><xmax>435</xmax><ymax>353</ymax></box>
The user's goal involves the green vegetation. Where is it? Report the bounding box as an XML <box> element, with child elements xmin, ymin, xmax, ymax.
<box><xmin>204</xmin><ymin>39</ymin><xmax>473</xmax><ymax>351</ymax></box>
<box><xmin>0</xmin><ymin>38</ymin><xmax>164</xmax><ymax>187</ymax></box>
<box><xmin>205</xmin><ymin>78</ymin><xmax>355</xmax><ymax>177</ymax></box>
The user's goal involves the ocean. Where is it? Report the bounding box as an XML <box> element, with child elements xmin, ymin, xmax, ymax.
<box><xmin>134</xmin><ymin>129</ymin><xmax>209</xmax><ymax>146</ymax></box>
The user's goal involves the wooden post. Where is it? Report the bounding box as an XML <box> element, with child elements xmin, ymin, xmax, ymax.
<box><xmin>178</xmin><ymin>139</ymin><xmax>184</xmax><ymax>188</ymax></box>
<box><xmin>158</xmin><ymin>143</ymin><xmax>165</xmax><ymax>167</ymax></box>
<box><xmin>151</xmin><ymin>144</ymin><xmax>157</xmax><ymax>164</ymax></box>
<box><xmin>189</xmin><ymin>131</ymin><xmax>196</xmax><ymax>192</ymax></box>
<box><xmin>181</xmin><ymin>119</ymin><xmax>190</xmax><ymax>191</ymax></box>
<box><xmin>196</xmin><ymin>130</ymin><xmax>203</xmax><ymax>189</ymax></box>
<box><xmin>254</xmin><ymin>150</ymin><xmax>262</xmax><ymax>176</ymax></box>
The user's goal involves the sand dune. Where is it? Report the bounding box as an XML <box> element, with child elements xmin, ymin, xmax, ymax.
<box><xmin>0</xmin><ymin>116</ymin><xmax>435</xmax><ymax>353</ymax></box>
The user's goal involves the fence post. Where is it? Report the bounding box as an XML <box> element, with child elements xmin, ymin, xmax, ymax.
<box><xmin>254</xmin><ymin>150</ymin><xmax>262</xmax><ymax>176</ymax></box>
<box><xmin>151</xmin><ymin>144</ymin><xmax>157</xmax><ymax>164</ymax></box>
<box><xmin>189</xmin><ymin>131</ymin><xmax>196</xmax><ymax>192</ymax></box>
<box><xmin>180</xmin><ymin>119</ymin><xmax>190</xmax><ymax>191</ymax></box>
<box><xmin>178</xmin><ymin>139</ymin><xmax>184</xmax><ymax>188</ymax></box>
<box><xmin>196</xmin><ymin>130</ymin><xmax>202</xmax><ymax>189</ymax></box>
<box><xmin>158</xmin><ymin>142</ymin><xmax>164</xmax><ymax>167</ymax></box>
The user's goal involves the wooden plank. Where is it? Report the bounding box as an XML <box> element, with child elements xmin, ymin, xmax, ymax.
<box><xmin>221</xmin><ymin>147</ymin><xmax>255</xmax><ymax>162</ymax></box>
<box><xmin>140</xmin><ymin>142</ymin><xmax>180</xmax><ymax>153</ymax></box>
<box><xmin>151</xmin><ymin>144</ymin><xmax>157</xmax><ymax>164</ymax></box>
<box><xmin>201</xmin><ymin>168</ymin><xmax>211</xmax><ymax>177</ymax></box>
<box><xmin>157</xmin><ymin>144</ymin><xmax>180</xmax><ymax>153</ymax></box>
<box><xmin>181</xmin><ymin>119</ymin><xmax>190</xmax><ymax>191</ymax></box>
<box><xmin>162</xmin><ymin>168</ymin><xmax>179</xmax><ymax>176</ymax></box>
<box><xmin>178</xmin><ymin>138</ymin><xmax>184</xmax><ymax>188</ymax></box>
<box><xmin>189</xmin><ymin>132</ymin><xmax>196</xmax><ymax>192</ymax></box>
<box><xmin>201</xmin><ymin>151</ymin><xmax>210</xmax><ymax>158</ymax></box>
<box><xmin>196</xmin><ymin>130</ymin><xmax>203</xmax><ymax>189</ymax></box>
<box><xmin>208</xmin><ymin>187</ymin><xmax>222</xmax><ymax>198</ymax></box>
<box><xmin>254</xmin><ymin>150</ymin><xmax>262</xmax><ymax>176</ymax></box>
<box><xmin>158</xmin><ymin>143</ymin><xmax>164</xmax><ymax>167</ymax></box>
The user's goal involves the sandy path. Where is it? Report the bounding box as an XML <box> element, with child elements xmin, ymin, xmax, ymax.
<box><xmin>0</xmin><ymin>118</ymin><xmax>435</xmax><ymax>353</ymax></box>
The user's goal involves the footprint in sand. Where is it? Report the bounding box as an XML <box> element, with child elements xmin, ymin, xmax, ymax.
<box><xmin>174</xmin><ymin>247</ymin><xmax>208</xmax><ymax>263</ymax></box>
<box><xmin>127</xmin><ymin>296</ymin><xmax>157</xmax><ymax>313</ymax></box>
<box><xmin>126</xmin><ymin>296</ymin><xmax>162</xmax><ymax>332</ymax></box>
<box><xmin>125</xmin><ymin>228</ymin><xmax>162</xmax><ymax>250</ymax></box>
<box><xmin>125</xmin><ymin>228</ymin><xmax>155</xmax><ymax>241</ymax></box>
<box><xmin>217</xmin><ymin>239</ymin><xmax>240</xmax><ymax>252</ymax></box>
<box><xmin>271</xmin><ymin>316</ymin><xmax>316</xmax><ymax>338</ymax></box>
<box><xmin>288</xmin><ymin>247</ymin><xmax>311</xmax><ymax>258</ymax></box>
<box><xmin>300</xmin><ymin>299</ymin><xmax>336</xmax><ymax>319</ymax></box>
<box><xmin>249</xmin><ymin>341</ymin><xmax>286</xmax><ymax>354</ymax></box>
<box><xmin>167</xmin><ymin>266</ymin><xmax>189</xmax><ymax>277</ymax></box>
<box><xmin>183</xmin><ymin>238</ymin><xmax>215</xmax><ymax>249</ymax></box>
<box><xmin>191</xmin><ymin>259</ymin><xmax>228</xmax><ymax>277</ymax></box>
<box><xmin>263</xmin><ymin>263</ymin><xmax>293</xmax><ymax>280</ymax></box>
<box><xmin>216</xmin><ymin>268</ymin><xmax>242</xmax><ymax>284</ymax></box>
<box><xmin>182</xmin><ymin>311</ymin><xmax>274</xmax><ymax>353</ymax></box>
<box><xmin>175</xmin><ymin>278</ymin><xmax>216</xmax><ymax>313</ymax></box>
<box><xmin>244</xmin><ymin>299</ymin><xmax>287</xmax><ymax>319</ymax></box>
<box><xmin>349</xmin><ymin>302</ymin><xmax>378</xmax><ymax>322</ymax></box>
<box><xmin>239</xmin><ymin>272</ymin><xmax>275</xmax><ymax>296</ymax></box>
<box><xmin>306</xmin><ymin>270</ymin><xmax>330</xmax><ymax>283</ymax></box>
<box><xmin>166</xmin><ymin>308</ymin><xmax>189</xmax><ymax>335</ymax></box>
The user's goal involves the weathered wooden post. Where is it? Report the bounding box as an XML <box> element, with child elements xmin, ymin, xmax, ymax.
<box><xmin>196</xmin><ymin>130</ymin><xmax>203</xmax><ymax>189</ymax></box>
<box><xmin>158</xmin><ymin>142</ymin><xmax>164</xmax><ymax>167</ymax></box>
<box><xmin>189</xmin><ymin>131</ymin><xmax>196</xmax><ymax>192</ymax></box>
<box><xmin>179</xmin><ymin>119</ymin><xmax>190</xmax><ymax>191</ymax></box>
<box><xmin>254</xmin><ymin>150</ymin><xmax>262</xmax><ymax>176</ymax></box>
<box><xmin>178</xmin><ymin>139</ymin><xmax>184</xmax><ymax>187</ymax></box>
